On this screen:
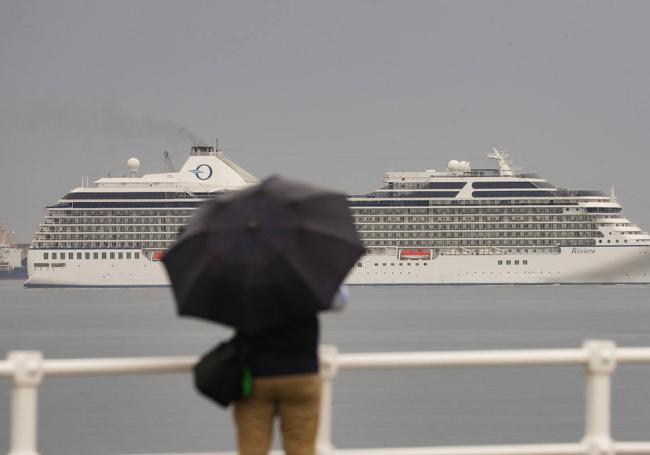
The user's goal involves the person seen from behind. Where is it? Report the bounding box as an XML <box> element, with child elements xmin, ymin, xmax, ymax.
<box><xmin>234</xmin><ymin>285</ymin><xmax>349</xmax><ymax>455</ymax></box>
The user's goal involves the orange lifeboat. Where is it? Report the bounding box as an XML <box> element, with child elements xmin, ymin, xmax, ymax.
<box><xmin>152</xmin><ymin>251</ymin><xmax>164</xmax><ymax>261</ymax></box>
<box><xmin>399</xmin><ymin>249</ymin><xmax>431</xmax><ymax>260</ymax></box>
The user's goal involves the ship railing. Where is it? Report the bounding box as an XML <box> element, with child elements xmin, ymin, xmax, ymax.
<box><xmin>182</xmin><ymin>187</ymin><xmax>200</xmax><ymax>199</ymax></box>
<box><xmin>2</xmin><ymin>340</ymin><xmax>650</xmax><ymax>455</ymax></box>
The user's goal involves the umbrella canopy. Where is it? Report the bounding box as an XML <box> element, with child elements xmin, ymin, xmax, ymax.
<box><xmin>163</xmin><ymin>175</ymin><xmax>364</xmax><ymax>334</ymax></box>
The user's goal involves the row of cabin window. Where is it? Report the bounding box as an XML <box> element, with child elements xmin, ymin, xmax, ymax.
<box><xmin>59</xmin><ymin>209</ymin><xmax>195</xmax><ymax>215</ymax></box>
<box><xmin>356</xmin><ymin>223</ymin><xmax>598</xmax><ymax>230</ymax></box>
<box><xmin>498</xmin><ymin>260</ymin><xmax>529</xmax><ymax>265</ymax></box>
<box><xmin>38</xmin><ymin>233</ymin><xmax>179</xmax><ymax>239</ymax></box>
<box><xmin>362</xmin><ymin>239</ymin><xmax>593</xmax><ymax>247</ymax></box>
<box><xmin>359</xmin><ymin>232</ymin><xmax>598</xmax><ymax>240</ymax></box>
<box><xmin>43</xmin><ymin>251</ymin><xmax>141</xmax><ymax>260</ymax></box>
<box><xmin>43</xmin><ymin>226</ymin><xmax>183</xmax><ymax>233</ymax></box>
<box><xmin>354</xmin><ymin>215</ymin><xmax>595</xmax><ymax>223</ymax></box>
<box><xmin>356</xmin><ymin>262</ymin><xmax>429</xmax><ymax>267</ymax></box>
<box><xmin>350</xmin><ymin>199</ymin><xmax>586</xmax><ymax>206</ymax></box>
<box><xmin>351</xmin><ymin>206</ymin><xmax>569</xmax><ymax>215</ymax></box>
<box><xmin>32</xmin><ymin>242</ymin><xmax>171</xmax><ymax>249</ymax></box>
<box><xmin>43</xmin><ymin>218</ymin><xmax>189</xmax><ymax>226</ymax></box>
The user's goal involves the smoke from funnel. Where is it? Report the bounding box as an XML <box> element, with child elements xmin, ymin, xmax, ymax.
<box><xmin>0</xmin><ymin>100</ymin><xmax>205</xmax><ymax>148</ymax></box>
<box><xmin>176</xmin><ymin>127</ymin><xmax>204</xmax><ymax>146</ymax></box>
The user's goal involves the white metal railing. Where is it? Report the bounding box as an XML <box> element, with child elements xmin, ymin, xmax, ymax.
<box><xmin>2</xmin><ymin>340</ymin><xmax>650</xmax><ymax>455</ymax></box>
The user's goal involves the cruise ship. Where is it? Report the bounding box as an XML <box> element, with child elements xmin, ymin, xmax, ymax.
<box><xmin>26</xmin><ymin>146</ymin><xmax>650</xmax><ymax>287</ymax></box>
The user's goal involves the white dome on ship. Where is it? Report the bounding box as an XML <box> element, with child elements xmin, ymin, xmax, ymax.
<box><xmin>127</xmin><ymin>158</ymin><xmax>140</xmax><ymax>172</ymax></box>
<box><xmin>447</xmin><ymin>160</ymin><xmax>470</xmax><ymax>172</ymax></box>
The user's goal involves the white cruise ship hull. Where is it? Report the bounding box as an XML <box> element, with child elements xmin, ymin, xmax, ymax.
<box><xmin>348</xmin><ymin>246</ymin><xmax>650</xmax><ymax>285</ymax></box>
<box><xmin>25</xmin><ymin>250</ymin><xmax>169</xmax><ymax>287</ymax></box>
<box><xmin>25</xmin><ymin>246</ymin><xmax>650</xmax><ymax>287</ymax></box>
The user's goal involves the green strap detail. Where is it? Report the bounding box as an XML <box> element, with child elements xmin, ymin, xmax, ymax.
<box><xmin>241</xmin><ymin>367</ymin><xmax>253</xmax><ymax>398</ymax></box>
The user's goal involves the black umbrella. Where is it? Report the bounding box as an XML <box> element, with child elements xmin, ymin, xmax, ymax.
<box><xmin>162</xmin><ymin>175</ymin><xmax>364</xmax><ymax>334</ymax></box>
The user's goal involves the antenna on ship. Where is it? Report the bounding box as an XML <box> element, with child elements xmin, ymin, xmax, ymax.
<box><xmin>488</xmin><ymin>146</ymin><xmax>520</xmax><ymax>177</ymax></box>
<box><xmin>163</xmin><ymin>151</ymin><xmax>176</xmax><ymax>173</ymax></box>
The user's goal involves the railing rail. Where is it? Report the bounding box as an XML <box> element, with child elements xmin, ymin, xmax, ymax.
<box><xmin>3</xmin><ymin>340</ymin><xmax>650</xmax><ymax>455</ymax></box>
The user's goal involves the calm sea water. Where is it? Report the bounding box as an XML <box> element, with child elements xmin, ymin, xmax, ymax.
<box><xmin>1</xmin><ymin>279</ymin><xmax>650</xmax><ymax>454</ymax></box>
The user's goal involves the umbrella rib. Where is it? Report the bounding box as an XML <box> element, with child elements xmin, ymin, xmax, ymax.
<box><xmin>282</xmin><ymin>231</ymin><xmax>362</xmax><ymax>303</ymax></box>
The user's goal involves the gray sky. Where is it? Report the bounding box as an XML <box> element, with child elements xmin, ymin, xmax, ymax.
<box><xmin>2</xmin><ymin>0</ymin><xmax>650</xmax><ymax>242</ymax></box>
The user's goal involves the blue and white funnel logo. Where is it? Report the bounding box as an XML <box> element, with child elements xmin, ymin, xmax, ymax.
<box><xmin>189</xmin><ymin>164</ymin><xmax>213</xmax><ymax>180</ymax></box>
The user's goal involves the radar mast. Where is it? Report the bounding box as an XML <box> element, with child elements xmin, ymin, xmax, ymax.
<box><xmin>488</xmin><ymin>147</ymin><xmax>520</xmax><ymax>177</ymax></box>
<box><xmin>163</xmin><ymin>151</ymin><xmax>176</xmax><ymax>173</ymax></box>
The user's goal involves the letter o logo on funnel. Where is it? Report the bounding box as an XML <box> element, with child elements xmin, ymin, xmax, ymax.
<box><xmin>190</xmin><ymin>164</ymin><xmax>213</xmax><ymax>180</ymax></box>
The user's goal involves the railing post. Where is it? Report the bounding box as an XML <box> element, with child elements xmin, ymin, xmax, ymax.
<box><xmin>8</xmin><ymin>351</ymin><xmax>43</xmax><ymax>455</ymax></box>
<box><xmin>582</xmin><ymin>340</ymin><xmax>616</xmax><ymax>455</ymax></box>
<box><xmin>317</xmin><ymin>345</ymin><xmax>338</xmax><ymax>455</ymax></box>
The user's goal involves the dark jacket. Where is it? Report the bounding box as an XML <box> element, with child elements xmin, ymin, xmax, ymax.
<box><xmin>246</xmin><ymin>315</ymin><xmax>319</xmax><ymax>377</ymax></box>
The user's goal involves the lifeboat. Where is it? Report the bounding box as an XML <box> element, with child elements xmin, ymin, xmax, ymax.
<box><xmin>152</xmin><ymin>251</ymin><xmax>164</xmax><ymax>261</ymax></box>
<box><xmin>399</xmin><ymin>249</ymin><xmax>431</xmax><ymax>260</ymax></box>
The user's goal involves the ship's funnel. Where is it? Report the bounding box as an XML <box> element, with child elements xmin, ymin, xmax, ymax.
<box><xmin>191</xmin><ymin>146</ymin><xmax>218</xmax><ymax>156</ymax></box>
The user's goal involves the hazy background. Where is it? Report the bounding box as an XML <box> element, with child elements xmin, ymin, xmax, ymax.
<box><xmin>2</xmin><ymin>0</ymin><xmax>650</xmax><ymax>242</ymax></box>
